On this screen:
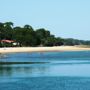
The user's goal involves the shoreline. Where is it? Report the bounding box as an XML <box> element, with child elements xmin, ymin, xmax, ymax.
<box><xmin>0</xmin><ymin>46</ymin><xmax>90</xmax><ymax>54</ymax></box>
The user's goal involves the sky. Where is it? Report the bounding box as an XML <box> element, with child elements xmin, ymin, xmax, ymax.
<box><xmin>0</xmin><ymin>0</ymin><xmax>90</xmax><ymax>40</ymax></box>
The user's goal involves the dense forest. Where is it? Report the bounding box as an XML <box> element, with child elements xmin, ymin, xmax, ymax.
<box><xmin>0</xmin><ymin>22</ymin><xmax>90</xmax><ymax>47</ymax></box>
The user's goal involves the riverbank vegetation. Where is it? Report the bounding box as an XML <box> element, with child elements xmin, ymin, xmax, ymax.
<box><xmin>0</xmin><ymin>22</ymin><xmax>90</xmax><ymax>47</ymax></box>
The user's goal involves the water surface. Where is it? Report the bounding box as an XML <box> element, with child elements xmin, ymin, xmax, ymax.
<box><xmin>0</xmin><ymin>51</ymin><xmax>90</xmax><ymax>90</ymax></box>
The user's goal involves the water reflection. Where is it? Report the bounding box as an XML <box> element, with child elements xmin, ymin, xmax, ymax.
<box><xmin>0</xmin><ymin>64</ymin><xmax>50</xmax><ymax>78</ymax></box>
<box><xmin>0</xmin><ymin>54</ymin><xmax>8</xmax><ymax>59</ymax></box>
<box><xmin>0</xmin><ymin>65</ymin><xmax>12</xmax><ymax>77</ymax></box>
<box><xmin>0</xmin><ymin>51</ymin><xmax>90</xmax><ymax>79</ymax></box>
<box><xmin>1</xmin><ymin>62</ymin><xmax>90</xmax><ymax>78</ymax></box>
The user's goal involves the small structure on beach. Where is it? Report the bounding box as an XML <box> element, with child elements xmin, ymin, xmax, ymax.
<box><xmin>0</xmin><ymin>40</ymin><xmax>19</xmax><ymax>47</ymax></box>
<box><xmin>1</xmin><ymin>40</ymin><xmax>14</xmax><ymax>43</ymax></box>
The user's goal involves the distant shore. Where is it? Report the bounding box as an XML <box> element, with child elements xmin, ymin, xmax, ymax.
<box><xmin>0</xmin><ymin>46</ymin><xmax>90</xmax><ymax>54</ymax></box>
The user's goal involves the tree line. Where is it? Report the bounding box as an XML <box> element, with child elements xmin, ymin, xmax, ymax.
<box><xmin>0</xmin><ymin>22</ymin><xmax>90</xmax><ymax>47</ymax></box>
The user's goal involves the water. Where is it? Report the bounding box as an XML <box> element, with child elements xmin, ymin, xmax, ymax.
<box><xmin>0</xmin><ymin>51</ymin><xmax>90</xmax><ymax>90</ymax></box>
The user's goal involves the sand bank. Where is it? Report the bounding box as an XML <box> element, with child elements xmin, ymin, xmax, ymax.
<box><xmin>0</xmin><ymin>46</ymin><xmax>90</xmax><ymax>54</ymax></box>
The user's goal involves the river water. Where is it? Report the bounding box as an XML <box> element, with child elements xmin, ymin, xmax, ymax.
<box><xmin>0</xmin><ymin>51</ymin><xmax>90</xmax><ymax>90</ymax></box>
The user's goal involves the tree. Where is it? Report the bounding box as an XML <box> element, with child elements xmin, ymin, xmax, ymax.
<box><xmin>3</xmin><ymin>22</ymin><xmax>14</xmax><ymax>40</ymax></box>
<box><xmin>44</xmin><ymin>36</ymin><xmax>56</xmax><ymax>46</ymax></box>
<box><xmin>36</xmin><ymin>28</ymin><xmax>51</xmax><ymax>45</ymax></box>
<box><xmin>0</xmin><ymin>22</ymin><xmax>4</xmax><ymax>40</ymax></box>
<box><xmin>4</xmin><ymin>22</ymin><xmax>13</xmax><ymax>27</ymax></box>
<box><xmin>24</xmin><ymin>24</ymin><xmax>33</xmax><ymax>30</ymax></box>
<box><xmin>55</xmin><ymin>37</ymin><xmax>64</xmax><ymax>46</ymax></box>
<box><xmin>0</xmin><ymin>21</ymin><xmax>90</xmax><ymax>47</ymax></box>
<box><xmin>64</xmin><ymin>38</ymin><xmax>75</xmax><ymax>45</ymax></box>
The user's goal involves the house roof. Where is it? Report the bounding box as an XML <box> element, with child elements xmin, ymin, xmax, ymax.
<box><xmin>0</xmin><ymin>40</ymin><xmax>15</xmax><ymax>43</ymax></box>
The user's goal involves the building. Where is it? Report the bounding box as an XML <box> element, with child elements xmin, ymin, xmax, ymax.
<box><xmin>0</xmin><ymin>40</ymin><xmax>19</xmax><ymax>47</ymax></box>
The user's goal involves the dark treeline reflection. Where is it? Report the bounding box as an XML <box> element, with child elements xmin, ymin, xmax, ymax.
<box><xmin>1</xmin><ymin>51</ymin><xmax>90</xmax><ymax>78</ymax></box>
<box><xmin>0</xmin><ymin>65</ymin><xmax>12</xmax><ymax>76</ymax></box>
<box><xmin>0</xmin><ymin>64</ymin><xmax>49</xmax><ymax>77</ymax></box>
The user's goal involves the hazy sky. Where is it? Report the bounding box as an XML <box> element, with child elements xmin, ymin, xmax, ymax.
<box><xmin>0</xmin><ymin>0</ymin><xmax>90</xmax><ymax>40</ymax></box>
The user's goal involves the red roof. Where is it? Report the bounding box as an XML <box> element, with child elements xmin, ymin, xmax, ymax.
<box><xmin>1</xmin><ymin>40</ymin><xmax>14</xmax><ymax>43</ymax></box>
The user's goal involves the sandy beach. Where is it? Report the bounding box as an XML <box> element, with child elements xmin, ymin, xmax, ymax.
<box><xmin>0</xmin><ymin>46</ymin><xmax>90</xmax><ymax>53</ymax></box>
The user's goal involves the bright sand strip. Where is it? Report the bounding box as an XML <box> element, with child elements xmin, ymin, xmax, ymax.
<box><xmin>0</xmin><ymin>46</ymin><xmax>90</xmax><ymax>54</ymax></box>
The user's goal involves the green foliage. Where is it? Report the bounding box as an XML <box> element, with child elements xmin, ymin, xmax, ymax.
<box><xmin>0</xmin><ymin>21</ymin><xmax>90</xmax><ymax>47</ymax></box>
<box><xmin>0</xmin><ymin>42</ymin><xmax>2</xmax><ymax>47</ymax></box>
<box><xmin>44</xmin><ymin>37</ymin><xmax>56</xmax><ymax>46</ymax></box>
<box><xmin>54</xmin><ymin>37</ymin><xmax>64</xmax><ymax>46</ymax></box>
<box><xmin>0</xmin><ymin>22</ymin><xmax>13</xmax><ymax>40</ymax></box>
<box><xmin>36</xmin><ymin>28</ymin><xmax>51</xmax><ymax>45</ymax></box>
